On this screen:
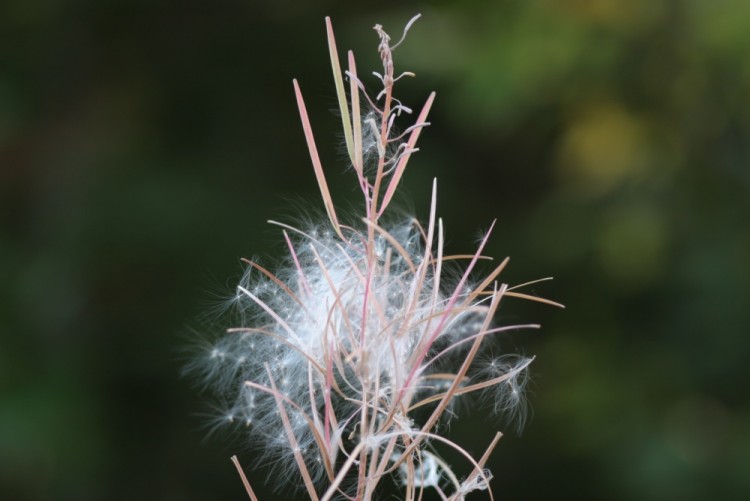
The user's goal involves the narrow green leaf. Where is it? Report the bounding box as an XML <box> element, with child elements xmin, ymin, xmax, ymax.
<box><xmin>326</xmin><ymin>17</ymin><xmax>355</xmax><ymax>165</ymax></box>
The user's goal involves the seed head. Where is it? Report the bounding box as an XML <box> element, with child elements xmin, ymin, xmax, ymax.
<box><xmin>189</xmin><ymin>15</ymin><xmax>561</xmax><ymax>500</ymax></box>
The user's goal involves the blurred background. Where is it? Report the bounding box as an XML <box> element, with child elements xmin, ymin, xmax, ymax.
<box><xmin>2</xmin><ymin>0</ymin><xmax>749</xmax><ymax>499</ymax></box>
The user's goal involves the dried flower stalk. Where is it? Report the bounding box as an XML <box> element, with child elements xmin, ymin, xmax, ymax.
<box><xmin>189</xmin><ymin>15</ymin><xmax>561</xmax><ymax>500</ymax></box>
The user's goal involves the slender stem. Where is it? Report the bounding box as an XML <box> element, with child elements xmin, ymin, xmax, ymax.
<box><xmin>230</xmin><ymin>456</ymin><xmax>259</xmax><ymax>501</ymax></box>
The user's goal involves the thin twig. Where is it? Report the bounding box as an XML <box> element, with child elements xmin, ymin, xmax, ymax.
<box><xmin>230</xmin><ymin>455</ymin><xmax>259</xmax><ymax>501</ymax></box>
